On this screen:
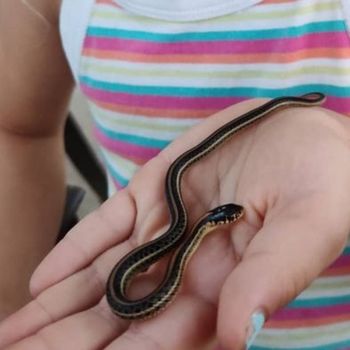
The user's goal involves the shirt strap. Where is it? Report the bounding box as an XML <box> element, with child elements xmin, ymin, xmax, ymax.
<box><xmin>59</xmin><ymin>0</ymin><xmax>95</xmax><ymax>83</ymax></box>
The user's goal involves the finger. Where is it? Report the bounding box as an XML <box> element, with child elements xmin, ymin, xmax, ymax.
<box><xmin>106</xmin><ymin>294</ymin><xmax>217</xmax><ymax>350</ymax></box>
<box><xmin>5</xmin><ymin>303</ymin><xmax>126</xmax><ymax>350</ymax></box>
<box><xmin>5</xmin><ymin>293</ymin><xmax>214</xmax><ymax>350</ymax></box>
<box><xmin>0</xmin><ymin>267</ymin><xmax>104</xmax><ymax>347</ymax></box>
<box><xmin>0</xmin><ymin>240</ymin><xmax>133</xmax><ymax>347</ymax></box>
<box><xmin>217</xmin><ymin>196</ymin><xmax>349</xmax><ymax>350</ymax></box>
<box><xmin>158</xmin><ymin>98</ymin><xmax>267</xmax><ymax>164</ymax></box>
<box><xmin>30</xmin><ymin>189</ymin><xmax>136</xmax><ymax>296</ymax></box>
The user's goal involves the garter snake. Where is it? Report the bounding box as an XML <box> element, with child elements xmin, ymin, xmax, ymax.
<box><xmin>106</xmin><ymin>92</ymin><xmax>326</xmax><ymax>320</ymax></box>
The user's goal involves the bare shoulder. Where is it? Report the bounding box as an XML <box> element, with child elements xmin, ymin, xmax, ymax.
<box><xmin>0</xmin><ymin>0</ymin><xmax>74</xmax><ymax>136</ymax></box>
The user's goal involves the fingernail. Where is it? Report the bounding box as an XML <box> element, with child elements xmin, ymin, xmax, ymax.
<box><xmin>246</xmin><ymin>311</ymin><xmax>265</xmax><ymax>349</ymax></box>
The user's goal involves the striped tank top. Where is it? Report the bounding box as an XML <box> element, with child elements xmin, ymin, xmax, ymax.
<box><xmin>59</xmin><ymin>0</ymin><xmax>350</xmax><ymax>348</ymax></box>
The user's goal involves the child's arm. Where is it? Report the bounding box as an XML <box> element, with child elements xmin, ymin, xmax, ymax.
<box><xmin>0</xmin><ymin>0</ymin><xmax>74</xmax><ymax>316</ymax></box>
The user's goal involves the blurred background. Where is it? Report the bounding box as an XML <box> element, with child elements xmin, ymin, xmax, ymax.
<box><xmin>66</xmin><ymin>89</ymin><xmax>100</xmax><ymax>218</ymax></box>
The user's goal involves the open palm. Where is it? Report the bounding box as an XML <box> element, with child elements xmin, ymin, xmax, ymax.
<box><xmin>1</xmin><ymin>98</ymin><xmax>350</xmax><ymax>350</ymax></box>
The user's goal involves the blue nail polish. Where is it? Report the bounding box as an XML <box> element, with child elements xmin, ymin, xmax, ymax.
<box><xmin>246</xmin><ymin>311</ymin><xmax>265</xmax><ymax>349</ymax></box>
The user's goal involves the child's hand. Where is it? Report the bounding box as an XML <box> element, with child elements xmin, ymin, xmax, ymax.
<box><xmin>1</xmin><ymin>98</ymin><xmax>350</xmax><ymax>350</ymax></box>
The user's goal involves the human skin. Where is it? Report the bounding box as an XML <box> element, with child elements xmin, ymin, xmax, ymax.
<box><xmin>1</xmin><ymin>97</ymin><xmax>350</xmax><ymax>350</ymax></box>
<box><xmin>0</xmin><ymin>0</ymin><xmax>73</xmax><ymax>316</ymax></box>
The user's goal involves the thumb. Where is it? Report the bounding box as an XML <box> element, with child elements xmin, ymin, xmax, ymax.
<box><xmin>216</xmin><ymin>198</ymin><xmax>348</xmax><ymax>350</ymax></box>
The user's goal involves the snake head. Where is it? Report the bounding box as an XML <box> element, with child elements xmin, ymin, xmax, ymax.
<box><xmin>207</xmin><ymin>203</ymin><xmax>244</xmax><ymax>225</ymax></box>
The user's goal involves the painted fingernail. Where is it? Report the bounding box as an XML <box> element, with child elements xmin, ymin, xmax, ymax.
<box><xmin>246</xmin><ymin>311</ymin><xmax>265</xmax><ymax>349</ymax></box>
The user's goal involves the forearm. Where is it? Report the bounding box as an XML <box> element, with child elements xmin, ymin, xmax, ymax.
<box><xmin>0</xmin><ymin>129</ymin><xmax>65</xmax><ymax>317</ymax></box>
